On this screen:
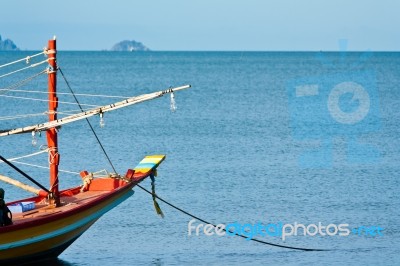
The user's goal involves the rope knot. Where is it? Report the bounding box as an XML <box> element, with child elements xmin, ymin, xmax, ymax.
<box><xmin>80</xmin><ymin>170</ymin><xmax>93</xmax><ymax>192</ymax></box>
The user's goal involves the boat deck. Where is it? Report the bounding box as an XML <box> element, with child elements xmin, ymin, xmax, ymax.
<box><xmin>11</xmin><ymin>190</ymin><xmax>109</xmax><ymax>225</ymax></box>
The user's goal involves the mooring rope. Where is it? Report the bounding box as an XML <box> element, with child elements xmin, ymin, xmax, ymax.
<box><xmin>136</xmin><ymin>184</ymin><xmax>328</xmax><ymax>252</ymax></box>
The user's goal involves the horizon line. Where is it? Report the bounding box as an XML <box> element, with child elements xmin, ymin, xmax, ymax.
<box><xmin>3</xmin><ymin>49</ymin><xmax>400</xmax><ymax>53</ymax></box>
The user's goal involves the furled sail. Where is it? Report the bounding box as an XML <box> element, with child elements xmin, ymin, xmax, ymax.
<box><xmin>0</xmin><ymin>85</ymin><xmax>190</xmax><ymax>137</ymax></box>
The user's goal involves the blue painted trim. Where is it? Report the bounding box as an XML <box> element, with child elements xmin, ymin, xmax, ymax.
<box><xmin>134</xmin><ymin>163</ymin><xmax>156</xmax><ymax>169</ymax></box>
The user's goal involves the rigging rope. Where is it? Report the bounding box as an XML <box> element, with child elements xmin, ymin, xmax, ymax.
<box><xmin>56</xmin><ymin>108</ymin><xmax>95</xmax><ymax>115</ymax></box>
<box><xmin>0</xmin><ymin>69</ymin><xmax>47</xmax><ymax>95</ymax></box>
<box><xmin>0</xmin><ymin>149</ymin><xmax>79</xmax><ymax>175</ymax></box>
<box><xmin>0</xmin><ymin>155</ymin><xmax>51</xmax><ymax>194</ymax></box>
<box><xmin>58</xmin><ymin>67</ymin><xmax>118</xmax><ymax>174</ymax></box>
<box><xmin>0</xmin><ymin>50</ymin><xmax>46</xmax><ymax>69</ymax></box>
<box><xmin>0</xmin><ymin>59</ymin><xmax>50</xmax><ymax>79</ymax></box>
<box><xmin>0</xmin><ymin>94</ymin><xmax>100</xmax><ymax>107</ymax></box>
<box><xmin>11</xmin><ymin>161</ymin><xmax>80</xmax><ymax>175</ymax></box>
<box><xmin>136</xmin><ymin>184</ymin><xmax>328</xmax><ymax>252</ymax></box>
<box><xmin>0</xmin><ymin>112</ymin><xmax>47</xmax><ymax>121</ymax></box>
<box><xmin>0</xmin><ymin>88</ymin><xmax>131</xmax><ymax>99</ymax></box>
<box><xmin>0</xmin><ymin>149</ymin><xmax>48</xmax><ymax>163</ymax></box>
<box><xmin>0</xmin><ymin>108</ymin><xmax>96</xmax><ymax>121</ymax></box>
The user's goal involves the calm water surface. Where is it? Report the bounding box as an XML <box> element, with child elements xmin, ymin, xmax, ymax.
<box><xmin>0</xmin><ymin>51</ymin><xmax>399</xmax><ymax>265</ymax></box>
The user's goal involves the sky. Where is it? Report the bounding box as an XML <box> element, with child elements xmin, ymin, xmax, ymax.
<box><xmin>0</xmin><ymin>0</ymin><xmax>399</xmax><ymax>51</ymax></box>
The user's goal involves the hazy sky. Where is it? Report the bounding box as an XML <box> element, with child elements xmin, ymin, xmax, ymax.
<box><xmin>1</xmin><ymin>0</ymin><xmax>399</xmax><ymax>51</ymax></box>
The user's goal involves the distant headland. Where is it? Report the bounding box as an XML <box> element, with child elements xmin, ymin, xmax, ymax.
<box><xmin>0</xmin><ymin>35</ymin><xmax>19</xmax><ymax>51</ymax></box>
<box><xmin>110</xmin><ymin>40</ymin><xmax>150</xmax><ymax>51</ymax></box>
<box><xmin>0</xmin><ymin>35</ymin><xmax>150</xmax><ymax>51</ymax></box>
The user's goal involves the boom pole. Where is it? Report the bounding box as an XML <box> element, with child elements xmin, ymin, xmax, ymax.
<box><xmin>0</xmin><ymin>85</ymin><xmax>191</xmax><ymax>136</ymax></box>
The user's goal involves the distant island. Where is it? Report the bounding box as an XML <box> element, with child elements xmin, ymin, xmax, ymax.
<box><xmin>110</xmin><ymin>40</ymin><xmax>150</xmax><ymax>51</ymax></box>
<box><xmin>0</xmin><ymin>35</ymin><xmax>19</xmax><ymax>51</ymax></box>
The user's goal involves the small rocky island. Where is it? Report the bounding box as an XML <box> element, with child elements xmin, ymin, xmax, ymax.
<box><xmin>0</xmin><ymin>35</ymin><xmax>19</xmax><ymax>51</ymax></box>
<box><xmin>110</xmin><ymin>40</ymin><xmax>150</xmax><ymax>51</ymax></box>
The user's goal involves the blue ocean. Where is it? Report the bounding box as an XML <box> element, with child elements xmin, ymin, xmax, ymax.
<box><xmin>0</xmin><ymin>51</ymin><xmax>399</xmax><ymax>265</ymax></box>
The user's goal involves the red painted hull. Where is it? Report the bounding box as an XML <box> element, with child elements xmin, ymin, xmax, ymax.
<box><xmin>0</xmin><ymin>177</ymin><xmax>138</xmax><ymax>263</ymax></box>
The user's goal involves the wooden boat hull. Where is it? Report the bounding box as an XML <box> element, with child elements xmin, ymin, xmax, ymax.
<box><xmin>0</xmin><ymin>180</ymin><xmax>135</xmax><ymax>263</ymax></box>
<box><xmin>0</xmin><ymin>154</ymin><xmax>166</xmax><ymax>264</ymax></box>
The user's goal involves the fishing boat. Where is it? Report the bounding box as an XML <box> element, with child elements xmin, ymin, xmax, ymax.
<box><xmin>0</xmin><ymin>37</ymin><xmax>190</xmax><ymax>264</ymax></box>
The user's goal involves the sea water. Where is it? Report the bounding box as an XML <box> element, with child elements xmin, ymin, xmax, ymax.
<box><xmin>0</xmin><ymin>51</ymin><xmax>399</xmax><ymax>265</ymax></box>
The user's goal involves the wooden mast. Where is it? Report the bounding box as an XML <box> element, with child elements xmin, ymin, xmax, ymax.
<box><xmin>46</xmin><ymin>37</ymin><xmax>60</xmax><ymax>206</ymax></box>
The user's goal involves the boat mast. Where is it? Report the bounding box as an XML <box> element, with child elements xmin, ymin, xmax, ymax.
<box><xmin>46</xmin><ymin>37</ymin><xmax>60</xmax><ymax>206</ymax></box>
